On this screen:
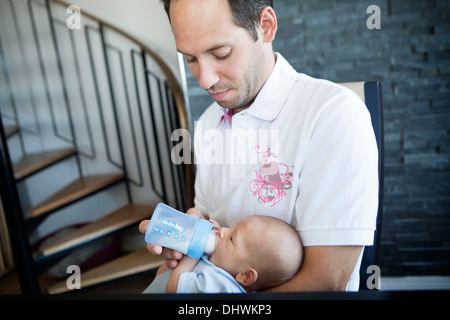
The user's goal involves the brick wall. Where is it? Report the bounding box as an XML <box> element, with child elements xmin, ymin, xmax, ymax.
<box><xmin>184</xmin><ymin>0</ymin><xmax>450</xmax><ymax>276</ymax></box>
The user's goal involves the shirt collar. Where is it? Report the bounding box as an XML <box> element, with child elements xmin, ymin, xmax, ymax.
<box><xmin>216</xmin><ymin>53</ymin><xmax>298</xmax><ymax>127</ymax></box>
<box><xmin>217</xmin><ymin>108</ymin><xmax>233</xmax><ymax>127</ymax></box>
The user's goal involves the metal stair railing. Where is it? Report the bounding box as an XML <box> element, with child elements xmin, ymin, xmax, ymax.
<box><xmin>0</xmin><ymin>0</ymin><xmax>193</xmax><ymax>293</ymax></box>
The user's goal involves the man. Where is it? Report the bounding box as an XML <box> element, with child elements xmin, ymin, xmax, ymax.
<box><xmin>139</xmin><ymin>0</ymin><xmax>378</xmax><ymax>291</ymax></box>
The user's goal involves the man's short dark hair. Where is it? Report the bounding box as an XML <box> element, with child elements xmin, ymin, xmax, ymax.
<box><xmin>160</xmin><ymin>0</ymin><xmax>273</xmax><ymax>41</ymax></box>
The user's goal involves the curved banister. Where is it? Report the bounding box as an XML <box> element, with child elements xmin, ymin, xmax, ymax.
<box><xmin>51</xmin><ymin>0</ymin><xmax>188</xmax><ymax>130</ymax></box>
<box><xmin>50</xmin><ymin>0</ymin><xmax>194</xmax><ymax>208</ymax></box>
<box><xmin>0</xmin><ymin>0</ymin><xmax>199</xmax><ymax>294</ymax></box>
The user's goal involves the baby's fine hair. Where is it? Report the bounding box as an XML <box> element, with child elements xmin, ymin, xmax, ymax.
<box><xmin>244</xmin><ymin>215</ymin><xmax>303</xmax><ymax>291</ymax></box>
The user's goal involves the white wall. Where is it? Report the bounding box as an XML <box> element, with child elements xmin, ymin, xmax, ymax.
<box><xmin>62</xmin><ymin>0</ymin><xmax>180</xmax><ymax>80</ymax></box>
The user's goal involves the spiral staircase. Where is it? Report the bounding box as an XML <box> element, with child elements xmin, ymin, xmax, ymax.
<box><xmin>0</xmin><ymin>0</ymin><xmax>193</xmax><ymax>294</ymax></box>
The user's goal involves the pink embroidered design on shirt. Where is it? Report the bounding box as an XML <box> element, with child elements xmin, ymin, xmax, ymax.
<box><xmin>249</xmin><ymin>145</ymin><xmax>292</xmax><ymax>207</ymax></box>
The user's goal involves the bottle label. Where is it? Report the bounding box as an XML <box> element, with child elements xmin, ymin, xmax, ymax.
<box><xmin>161</xmin><ymin>218</ymin><xmax>184</xmax><ymax>233</ymax></box>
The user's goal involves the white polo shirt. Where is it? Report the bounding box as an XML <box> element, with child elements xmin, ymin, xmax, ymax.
<box><xmin>193</xmin><ymin>53</ymin><xmax>379</xmax><ymax>291</ymax></box>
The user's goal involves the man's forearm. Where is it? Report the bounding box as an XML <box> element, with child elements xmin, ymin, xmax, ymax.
<box><xmin>265</xmin><ymin>267</ymin><xmax>346</xmax><ymax>292</ymax></box>
<box><xmin>265</xmin><ymin>246</ymin><xmax>363</xmax><ymax>292</ymax></box>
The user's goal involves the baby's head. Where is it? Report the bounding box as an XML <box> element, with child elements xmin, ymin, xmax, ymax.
<box><xmin>209</xmin><ymin>215</ymin><xmax>303</xmax><ymax>291</ymax></box>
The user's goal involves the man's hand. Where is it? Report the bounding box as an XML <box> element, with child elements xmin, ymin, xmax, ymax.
<box><xmin>138</xmin><ymin>207</ymin><xmax>207</xmax><ymax>269</ymax></box>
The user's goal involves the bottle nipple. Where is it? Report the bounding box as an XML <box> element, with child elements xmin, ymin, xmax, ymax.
<box><xmin>204</xmin><ymin>231</ymin><xmax>216</xmax><ymax>255</ymax></box>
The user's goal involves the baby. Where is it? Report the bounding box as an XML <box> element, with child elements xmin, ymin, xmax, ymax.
<box><xmin>142</xmin><ymin>214</ymin><xmax>303</xmax><ymax>293</ymax></box>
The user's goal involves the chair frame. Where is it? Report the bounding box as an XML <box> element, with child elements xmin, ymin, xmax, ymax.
<box><xmin>341</xmin><ymin>82</ymin><xmax>384</xmax><ymax>290</ymax></box>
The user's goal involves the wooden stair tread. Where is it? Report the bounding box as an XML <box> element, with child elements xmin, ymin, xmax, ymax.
<box><xmin>47</xmin><ymin>248</ymin><xmax>164</xmax><ymax>294</ymax></box>
<box><xmin>40</xmin><ymin>204</ymin><xmax>155</xmax><ymax>256</ymax></box>
<box><xmin>13</xmin><ymin>147</ymin><xmax>77</xmax><ymax>180</ymax></box>
<box><xmin>26</xmin><ymin>173</ymin><xmax>125</xmax><ymax>218</ymax></box>
<box><xmin>4</xmin><ymin>125</ymin><xmax>19</xmax><ymax>138</ymax></box>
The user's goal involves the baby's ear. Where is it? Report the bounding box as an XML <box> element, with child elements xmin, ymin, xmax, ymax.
<box><xmin>236</xmin><ymin>268</ymin><xmax>258</xmax><ymax>287</ymax></box>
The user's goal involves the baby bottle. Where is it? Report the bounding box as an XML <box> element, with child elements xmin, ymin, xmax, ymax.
<box><xmin>145</xmin><ymin>203</ymin><xmax>216</xmax><ymax>259</ymax></box>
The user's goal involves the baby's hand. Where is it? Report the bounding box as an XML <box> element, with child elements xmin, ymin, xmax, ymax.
<box><xmin>209</xmin><ymin>219</ymin><xmax>221</xmax><ymax>234</ymax></box>
<box><xmin>166</xmin><ymin>255</ymin><xmax>199</xmax><ymax>293</ymax></box>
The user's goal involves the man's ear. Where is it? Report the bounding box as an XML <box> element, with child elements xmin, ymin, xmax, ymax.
<box><xmin>236</xmin><ymin>268</ymin><xmax>258</xmax><ymax>287</ymax></box>
<box><xmin>259</xmin><ymin>6</ymin><xmax>277</xmax><ymax>43</ymax></box>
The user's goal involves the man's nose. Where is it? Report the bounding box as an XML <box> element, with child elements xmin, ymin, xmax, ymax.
<box><xmin>197</xmin><ymin>60</ymin><xmax>219</xmax><ymax>90</ymax></box>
